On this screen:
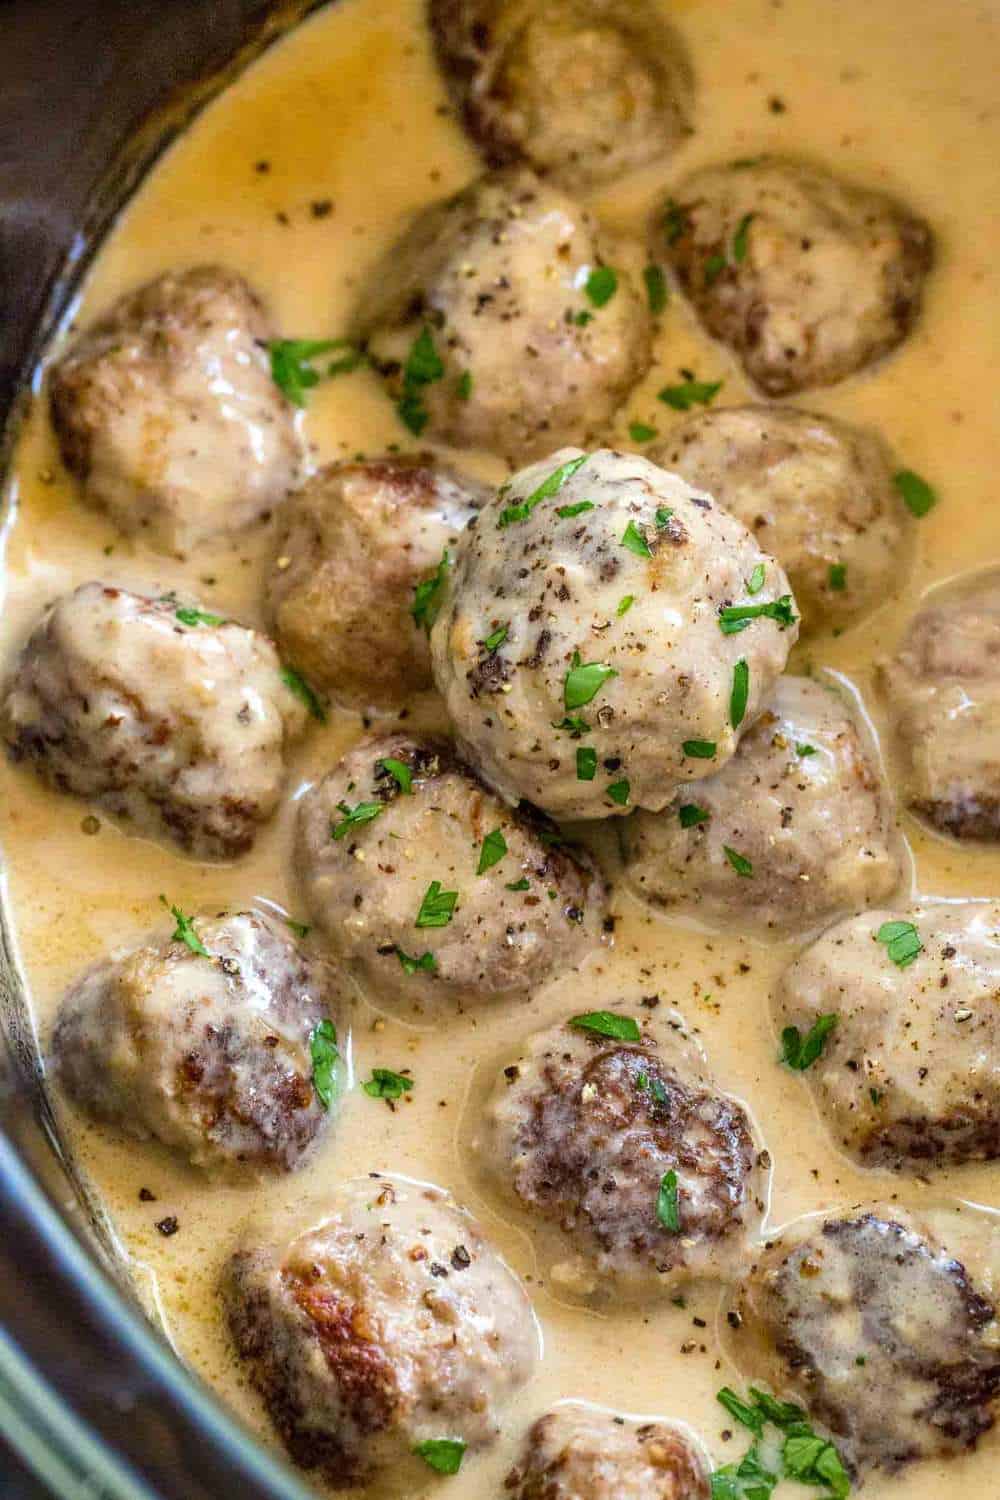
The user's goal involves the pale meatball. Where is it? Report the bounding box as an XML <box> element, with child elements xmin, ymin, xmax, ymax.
<box><xmin>52</xmin><ymin>910</ymin><xmax>343</xmax><ymax>1175</ymax></box>
<box><xmin>777</xmin><ymin>902</ymin><xmax>1000</xmax><ymax>1168</ymax></box>
<box><xmin>659</xmin><ymin>158</ymin><xmax>933</xmax><ymax>396</ymax></box>
<box><xmin>1</xmin><ymin>583</ymin><xmax>307</xmax><ymax>858</ymax></box>
<box><xmin>296</xmin><ymin>733</ymin><xmax>607</xmax><ymax>1014</ymax></box>
<box><xmin>430</xmin><ymin>447</ymin><xmax>798</xmax><ymax>820</ymax></box>
<box><xmin>357</xmin><ymin>169</ymin><xmax>652</xmax><ymax>463</ymax></box>
<box><xmin>221</xmin><ymin>1176</ymin><xmax>537</xmax><ymax>1486</ymax></box>
<box><xmin>505</xmin><ymin>1404</ymin><xmax>710</xmax><ymax>1500</ymax></box>
<box><xmin>49</xmin><ymin>266</ymin><xmax>300</xmax><ymax>554</ymax></box>
<box><xmin>477</xmin><ymin>1006</ymin><xmax>767</xmax><ymax>1298</ymax></box>
<box><xmin>879</xmin><ymin>571</ymin><xmax>1000</xmax><ymax>840</ymax></box>
<box><xmin>428</xmin><ymin>0</ymin><xmax>693</xmax><ymax>192</ymax></box>
<box><xmin>266</xmin><ymin>456</ymin><xmax>486</xmax><ymax>709</ymax></box>
<box><xmin>651</xmin><ymin>406</ymin><xmax>909</xmax><ymax>632</ymax></box>
<box><xmin>622</xmin><ymin>678</ymin><xmax>902</xmax><ymax>934</ymax></box>
<box><xmin>728</xmin><ymin>1207</ymin><xmax>1000</xmax><ymax>1477</ymax></box>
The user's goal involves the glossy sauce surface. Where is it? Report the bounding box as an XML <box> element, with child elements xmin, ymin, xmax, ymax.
<box><xmin>2</xmin><ymin>0</ymin><xmax>1000</xmax><ymax>1495</ymax></box>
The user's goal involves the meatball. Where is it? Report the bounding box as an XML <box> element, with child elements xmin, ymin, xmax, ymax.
<box><xmin>221</xmin><ymin>1175</ymin><xmax>537</xmax><ymax>1486</ymax></box>
<box><xmin>651</xmin><ymin>406</ymin><xmax>909</xmax><ymax>632</ymax></box>
<box><xmin>265</xmin><ymin>455</ymin><xmax>485</xmax><ymax>709</ymax></box>
<box><xmin>430</xmin><ymin>447</ymin><xmax>798</xmax><ymax>820</ymax></box>
<box><xmin>49</xmin><ymin>266</ymin><xmax>300</xmax><ymax>555</ymax></box>
<box><xmin>728</xmin><ymin>1207</ymin><xmax>1000</xmax><ymax>1477</ymax></box>
<box><xmin>879</xmin><ymin>571</ymin><xmax>1000</xmax><ymax>840</ymax></box>
<box><xmin>1</xmin><ymin>582</ymin><xmax>307</xmax><ymax>858</ymax></box>
<box><xmin>428</xmin><ymin>0</ymin><xmax>693</xmax><ymax>193</ymax></box>
<box><xmin>296</xmin><ymin>733</ymin><xmax>606</xmax><ymax>1014</ymax></box>
<box><xmin>659</xmin><ymin>158</ymin><xmax>933</xmax><ymax>396</ymax></box>
<box><xmin>622</xmin><ymin>677</ymin><xmax>902</xmax><ymax>934</ymax></box>
<box><xmin>776</xmin><ymin>901</ymin><xmax>1000</xmax><ymax>1168</ymax></box>
<box><xmin>504</xmin><ymin>1404</ymin><xmax>709</xmax><ymax>1500</ymax></box>
<box><xmin>357</xmin><ymin>169</ymin><xmax>652</xmax><ymax>463</ymax></box>
<box><xmin>477</xmin><ymin>1006</ymin><xmax>767</xmax><ymax>1298</ymax></box>
<box><xmin>52</xmin><ymin>910</ymin><xmax>343</xmax><ymax>1175</ymax></box>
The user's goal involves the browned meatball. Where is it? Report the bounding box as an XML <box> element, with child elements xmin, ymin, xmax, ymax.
<box><xmin>505</xmin><ymin>1404</ymin><xmax>710</xmax><ymax>1500</ymax></box>
<box><xmin>52</xmin><ymin>910</ymin><xmax>344</xmax><ymax>1175</ymax></box>
<box><xmin>477</xmin><ymin>1006</ymin><xmax>767</xmax><ymax>1298</ymax></box>
<box><xmin>266</xmin><ymin>455</ymin><xmax>486</xmax><ymax>709</ymax></box>
<box><xmin>659</xmin><ymin>158</ymin><xmax>933</xmax><ymax>396</ymax></box>
<box><xmin>729</xmin><ymin>1208</ymin><xmax>1000</xmax><ymax>1478</ymax></box>
<box><xmin>429</xmin><ymin>0</ymin><xmax>693</xmax><ymax>192</ymax></box>
<box><xmin>222</xmin><ymin>1176</ymin><xmax>538</xmax><ymax>1486</ymax></box>
<box><xmin>880</xmin><ymin>570</ymin><xmax>1000</xmax><ymax>840</ymax></box>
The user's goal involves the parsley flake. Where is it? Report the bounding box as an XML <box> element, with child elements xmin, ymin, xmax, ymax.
<box><xmin>679</xmin><ymin>802</ymin><xmax>710</xmax><ymax>828</ymax></box>
<box><xmin>683</xmin><ymin>739</ymin><xmax>716</xmax><ymax>759</ymax></box>
<box><xmin>285</xmin><ymin>917</ymin><xmax>311</xmax><ymax>939</ymax></box>
<box><xmin>781</xmin><ymin>1014</ymin><xmax>838</xmax><ymax>1070</ymax></box>
<box><xmin>617</xmin><ymin>594</ymin><xmax>635</xmax><ymax>616</ymax></box>
<box><xmin>363</xmin><ymin>1068</ymin><xmax>413</xmax><ymax>1100</ymax></box>
<box><xmin>576</xmin><ymin>747</ymin><xmax>598</xmax><ymax>781</ymax></box>
<box><xmin>732</xmin><ymin>212</ymin><xmax>756</xmax><ymax>263</ymax></box>
<box><xmin>894</xmin><ymin>468</ymin><xmax>937</xmax><ymax>518</ymax></box>
<box><xmin>161</xmin><ymin>898</ymin><xmax>210</xmax><ymax>958</ymax></box>
<box><xmin>414</xmin><ymin>1439</ymin><xmax>465</xmax><ymax>1475</ymax></box>
<box><xmin>643</xmin><ymin>264</ymin><xmax>668</xmax><ymax>314</ymax></box>
<box><xmin>828</xmin><ymin>562</ymin><xmax>847</xmax><ymax>592</ymax></box>
<box><xmin>607</xmin><ymin>778</ymin><xmax>630</xmax><ymax>806</ymax></box>
<box><xmin>483</xmin><ymin>623</ymin><xmax>508</xmax><ymax>652</ymax></box>
<box><xmin>281</xmin><ymin>665</ymin><xmax>326</xmax><ymax>721</ymax></box>
<box><xmin>657</xmin><ymin>1169</ymin><xmax>681</xmax><ymax>1231</ymax></box>
<box><xmin>747</xmin><ymin>563</ymin><xmax>766</xmax><ymax>595</ymax></box>
<box><xmin>629</xmin><ymin>422</ymin><xmax>658</xmax><ymax>444</ymax></box>
<box><xmin>309</xmin><ymin>1019</ymin><xmax>340</xmax><ymax>1110</ymax></box>
<box><xmin>570</xmin><ymin>1011</ymin><xmax>641</xmax><ymax>1041</ymax></box>
<box><xmin>719</xmin><ymin>596</ymin><xmax>797</xmax><ymax>634</ymax></box>
<box><xmin>395</xmin><ymin>946</ymin><xmax>437</xmax><ymax>976</ymax></box>
<box><xmin>506</xmin><ymin>877</ymin><xmax>530</xmax><ymax>892</ymax></box>
<box><xmin>552</xmin><ymin>713</ymin><xmax>590</xmax><ymax>737</ymax></box>
<box><xmin>556</xmin><ymin>500</ymin><xmax>595</xmax><ymax>518</ymax></box>
<box><xmin>477</xmin><ymin>828</ymin><xmax>508</xmax><ymax>874</ymax></box>
<box><xmin>331</xmin><ymin>800</ymin><xmax>383</xmax><ymax>840</ymax></box>
<box><xmin>396</xmin><ymin>326</ymin><xmax>444</xmax><ymax>435</ymax></box>
<box><xmin>175</xmin><ymin>607</ymin><xmax>224</xmax><ymax>628</ymax></box>
<box><xmin>876</xmin><ymin>919</ymin><xmax>923</xmax><ymax>968</ymax></box>
<box><xmin>456</xmin><ymin>369</ymin><xmax>473</xmax><ymax>401</ymax></box>
<box><xmin>662</xmin><ymin>199</ymin><xmax>689</xmax><ymax>245</ymax></box>
<box><xmin>564</xmin><ymin>651</ymin><xmax>617</xmax><ymax>710</ymax></box>
<box><xmin>585</xmin><ymin>266</ymin><xmax>618</xmax><ymax>307</ymax></box>
<box><xmin>724</xmin><ymin>845</ymin><xmax>753</xmax><ymax>877</ymax></box>
<box><xmin>378</xmin><ymin>758</ymin><xmax>413</xmax><ymax>795</ymax></box>
<box><xmin>416</xmin><ymin>880</ymin><xmax>458</xmax><ymax>928</ymax></box>
<box><xmin>412</xmin><ymin>549</ymin><xmax>450</xmax><ymax>634</ymax></box>
<box><xmin>268</xmin><ymin>339</ymin><xmax>352</xmax><ymax>407</ymax></box>
<box><xmin>730</xmin><ymin>658</ymin><xmax>750</xmax><ymax>728</ymax></box>
<box><xmin>704</xmin><ymin>253</ymin><xmax>727</xmax><ymax>286</ymax></box>
<box><xmin>498</xmin><ymin>455</ymin><xmax>588</xmax><ymax>528</ymax></box>
<box><xmin>659</xmin><ymin>377</ymin><xmax>723</xmax><ymax>411</ymax></box>
<box><xmin>796</xmin><ymin>742</ymin><xmax>817</xmax><ymax>757</ymax></box>
<box><xmin>622</xmin><ymin>519</ymin><xmax>652</xmax><ymax>557</ymax></box>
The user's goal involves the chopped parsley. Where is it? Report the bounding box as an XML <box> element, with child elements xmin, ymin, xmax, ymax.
<box><xmin>659</xmin><ymin>377</ymin><xmax>723</xmax><ymax>411</ymax></box>
<box><xmin>894</xmin><ymin>468</ymin><xmax>937</xmax><ymax>518</ymax></box>
<box><xmin>629</xmin><ymin>422</ymin><xmax>658</xmax><ymax>444</ymax></box>
<box><xmin>416</xmin><ymin>880</ymin><xmax>458</xmax><ymax>928</ymax></box>
<box><xmin>679</xmin><ymin>803</ymin><xmax>710</xmax><ymax>827</ymax></box>
<box><xmin>655</xmin><ymin>506</ymin><xmax>674</xmax><ymax>528</ymax></box>
<box><xmin>569</xmin><ymin>1011</ymin><xmax>641</xmax><ymax>1042</ymax></box>
<box><xmin>732</xmin><ymin>212</ymin><xmax>756</xmax><ymax>263</ymax></box>
<box><xmin>622</xmin><ymin>519</ymin><xmax>652</xmax><ymax>557</ymax></box>
<box><xmin>483</xmin><ymin>623</ymin><xmax>508</xmax><ymax>652</ymax></box>
<box><xmin>585</xmin><ymin>265</ymin><xmax>618</xmax><ymax>307</ymax></box>
<box><xmin>607</xmin><ymin>779</ymin><xmax>630</xmax><ymax>806</ymax></box>
<box><xmin>617</xmin><ymin>594</ymin><xmax>635</xmax><ymax>616</ymax></box>
<box><xmin>576</xmin><ymin>747</ymin><xmax>598</xmax><ymax>781</ymax></box>
<box><xmin>876</xmin><ymin>919</ymin><xmax>922</xmax><ymax>968</ymax></box>
<box><xmin>573</xmin><ymin>309</ymin><xmax>594</xmax><ymax>327</ymax></box>
<box><xmin>397</xmin><ymin>326</ymin><xmax>444</xmax><ymax>435</ymax></box>
<box><xmin>161</xmin><ymin>898</ymin><xmax>210</xmax><ymax>958</ymax></box>
<box><xmin>719</xmin><ymin>596</ymin><xmax>797</xmax><ymax>634</ymax></box>
<box><xmin>395</xmin><ymin>946</ymin><xmax>437</xmax><ymax>976</ymax></box>
<box><xmin>796</xmin><ymin>742</ymin><xmax>817</xmax><ymax>757</ymax></box>
<box><xmin>412</xmin><ymin>548</ymin><xmax>450</xmax><ymax>634</ymax></box>
<box><xmin>281</xmin><ymin>665</ymin><xmax>326</xmax><ymax>722</ymax></box>
<box><xmin>662</xmin><ymin>198</ymin><xmax>689</xmax><ymax>245</ymax></box>
<box><xmin>268</xmin><ymin>338</ymin><xmax>359</xmax><ymax>407</ymax></box>
<box><xmin>828</xmin><ymin>562</ymin><xmax>847</xmax><ymax>592</ymax></box>
<box><xmin>477</xmin><ymin>828</ymin><xmax>508</xmax><ymax>874</ymax></box>
<box><xmin>643</xmin><ymin>263</ymin><xmax>668</xmax><ymax>314</ymax></box>
<box><xmin>704</xmin><ymin>253</ymin><xmax>727</xmax><ymax>286</ymax></box>
<box><xmin>747</xmin><ymin>562</ymin><xmax>766</xmax><ymax>595</ymax></box>
<box><xmin>730</xmin><ymin>658</ymin><xmax>750</xmax><ymax>728</ymax></box>
<box><xmin>332</xmin><ymin>799</ymin><xmax>383</xmax><ymax>840</ymax></box>
<box><xmin>723</xmin><ymin>845</ymin><xmax>753</xmax><ymax>877</ymax></box>
<box><xmin>498</xmin><ymin>454</ymin><xmax>588</xmax><ymax>528</ymax></box>
<box><xmin>362</xmin><ymin>1068</ymin><xmax>413</xmax><ymax>1100</ymax></box>
<box><xmin>781</xmin><ymin>1014</ymin><xmax>838</xmax><ymax>1071</ymax></box>
<box><xmin>657</xmin><ymin>1169</ymin><xmax>681</xmax><ymax>1231</ymax></box>
<box><xmin>683</xmin><ymin>739</ymin><xmax>716</xmax><ymax>759</ymax></box>
<box><xmin>564</xmin><ymin>651</ymin><xmax>617</xmax><ymax>710</ymax></box>
<box><xmin>285</xmin><ymin>917</ymin><xmax>311</xmax><ymax>939</ymax></box>
<box><xmin>711</xmin><ymin>1386</ymin><xmax>850</xmax><ymax>1500</ymax></box>
<box><xmin>556</xmin><ymin>500</ymin><xmax>595</xmax><ymax>518</ymax></box>
<box><xmin>175</xmin><ymin>607</ymin><xmax>224</xmax><ymax>628</ymax></box>
<box><xmin>378</xmin><ymin>757</ymin><xmax>413</xmax><ymax>795</ymax></box>
<box><xmin>309</xmin><ymin>1019</ymin><xmax>339</xmax><ymax>1110</ymax></box>
<box><xmin>553</xmin><ymin>713</ymin><xmax>590</xmax><ymax>737</ymax></box>
<box><xmin>413</xmin><ymin>1439</ymin><xmax>466</xmax><ymax>1475</ymax></box>
<box><xmin>506</xmin><ymin>876</ymin><xmax>530</xmax><ymax>892</ymax></box>
<box><xmin>456</xmin><ymin>369</ymin><xmax>473</xmax><ymax>401</ymax></box>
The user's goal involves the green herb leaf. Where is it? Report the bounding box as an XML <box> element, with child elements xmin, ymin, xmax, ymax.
<box><xmin>663</xmin><ymin>199</ymin><xmax>689</xmax><ymax>245</ymax></box>
<box><xmin>629</xmin><ymin>421</ymin><xmax>658</xmax><ymax>444</ymax></box>
<box><xmin>569</xmin><ymin>1011</ymin><xmax>641</xmax><ymax>1042</ymax></box>
<box><xmin>585</xmin><ymin>266</ymin><xmax>618</xmax><ymax>307</ymax></box>
<box><xmin>413</xmin><ymin>1439</ymin><xmax>466</xmax><ymax>1475</ymax></box>
<box><xmin>362</xmin><ymin>1068</ymin><xmax>413</xmax><ymax>1100</ymax></box>
<box><xmin>828</xmin><ymin>562</ymin><xmax>847</xmax><ymax>592</ymax></box>
<box><xmin>404</xmin><ymin>326</ymin><xmax>444</xmax><ymax>387</ymax></box>
<box><xmin>607</xmin><ymin>778</ymin><xmax>630</xmax><ymax>806</ymax></box>
<box><xmin>564</xmin><ymin>651</ymin><xmax>617</xmax><ymax>710</ymax></box>
<box><xmin>718</xmin><ymin>596</ymin><xmax>797</xmax><ymax>634</ymax></box>
<box><xmin>783</xmin><ymin>1432</ymin><xmax>851</xmax><ymax>1499</ymax></box>
<box><xmin>456</xmin><ymin>369</ymin><xmax>473</xmax><ymax>401</ymax></box>
<box><xmin>412</xmin><ymin>549</ymin><xmax>450</xmax><ymax>634</ymax></box>
<box><xmin>781</xmin><ymin>1013</ymin><xmax>838</xmax><ymax>1071</ymax></box>
<box><xmin>506</xmin><ymin>876</ymin><xmax>530</xmax><ymax>892</ymax></box>
<box><xmin>175</xmin><ymin>607</ymin><xmax>224</xmax><ymax>628</ymax></box>
<box><xmin>617</xmin><ymin>594</ymin><xmax>635</xmax><ymax>616</ymax></box>
<box><xmin>622</xmin><ymin>519</ymin><xmax>652</xmax><ymax>557</ymax></box>
<box><xmin>643</xmin><ymin>264</ymin><xmax>668</xmax><ymax>313</ymax></box>
<box><xmin>498</xmin><ymin>455</ymin><xmax>589</xmax><ymax>528</ymax></box>
<box><xmin>732</xmin><ymin>212</ymin><xmax>756</xmax><ymax>263</ymax></box>
<box><xmin>161</xmin><ymin>897</ymin><xmax>210</xmax><ymax>958</ymax></box>
<box><xmin>657</xmin><ymin>1169</ymin><xmax>681</xmax><ymax>1231</ymax></box>
<box><xmin>285</xmin><ymin>917</ymin><xmax>311</xmax><ymax>939</ymax></box>
<box><xmin>378</xmin><ymin>758</ymin><xmax>413</xmax><ymax>795</ymax></box>
<box><xmin>477</xmin><ymin>828</ymin><xmax>508</xmax><ymax>875</ymax></box>
<box><xmin>576</xmin><ymin>747</ymin><xmax>598</xmax><ymax>781</ymax></box>
<box><xmin>483</xmin><ymin>623</ymin><xmax>508</xmax><ymax>652</ymax></box>
<box><xmin>281</xmin><ymin>665</ymin><xmax>327</xmax><ymax>722</ymax></box>
<box><xmin>556</xmin><ymin>500</ymin><xmax>595</xmax><ymax>518</ymax></box>
<box><xmin>876</xmin><ymin>919</ymin><xmax>923</xmax><ymax>968</ymax></box>
<box><xmin>655</xmin><ymin>507</ymin><xmax>674</xmax><ymax>528</ymax></box>
<box><xmin>796</xmin><ymin>742</ymin><xmax>817</xmax><ymax>757</ymax></box>
<box><xmin>268</xmin><ymin>339</ymin><xmax>343</xmax><ymax>406</ymax></box>
<box><xmin>679</xmin><ymin>802</ymin><xmax>710</xmax><ymax>828</ymax></box>
<box><xmin>746</xmin><ymin>1389</ymin><xmax>808</xmax><ymax>1431</ymax></box>
<box><xmin>659</xmin><ymin>378</ymin><xmax>723</xmax><ymax>411</ymax></box>
<box><xmin>730</xmin><ymin>658</ymin><xmax>750</xmax><ymax>728</ymax></box>
<box><xmin>894</xmin><ymin>468</ymin><xmax>937</xmax><ymax>518</ymax></box>
<box><xmin>397</xmin><ymin>390</ymin><xmax>429</xmax><ymax>435</ymax></box>
<box><xmin>395</xmin><ymin>946</ymin><xmax>437</xmax><ymax>975</ymax></box>
<box><xmin>683</xmin><ymin>739</ymin><xmax>716</xmax><ymax>759</ymax></box>
<box><xmin>331</xmin><ymin>800</ymin><xmax>383</xmax><ymax>840</ymax></box>
<box><xmin>747</xmin><ymin>563</ymin><xmax>766</xmax><ymax>595</ymax></box>
<box><xmin>717</xmin><ymin>1388</ymin><xmax>765</xmax><ymax>1437</ymax></box>
<box><xmin>704</xmin><ymin>253</ymin><xmax>727</xmax><ymax>286</ymax></box>
<box><xmin>416</xmin><ymin>880</ymin><xmax>458</xmax><ymax>928</ymax></box>
<box><xmin>310</xmin><ymin>1019</ymin><xmax>340</xmax><ymax>1110</ymax></box>
<box><xmin>552</xmin><ymin>713</ymin><xmax>590</xmax><ymax>737</ymax></box>
<box><xmin>724</xmin><ymin>845</ymin><xmax>753</xmax><ymax>877</ymax></box>
<box><xmin>573</xmin><ymin>309</ymin><xmax>593</xmax><ymax>326</ymax></box>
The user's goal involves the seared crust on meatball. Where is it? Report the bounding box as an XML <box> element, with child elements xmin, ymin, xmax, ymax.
<box><xmin>729</xmin><ymin>1208</ymin><xmax>1000</xmax><ymax>1477</ymax></box>
<box><xmin>651</xmin><ymin>406</ymin><xmax>909</xmax><ymax>632</ymax></box>
<box><xmin>221</xmin><ymin>1176</ymin><xmax>537</xmax><ymax>1486</ymax></box>
<box><xmin>52</xmin><ymin>910</ymin><xmax>342</xmax><ymax>1175</ymax></box>
<box><xmin>659</xmin><ymin>158</ymin><xmax>933</xmax><ymax>396</ymax></box>
<box><xmin>622</xmin><ymin>678</ymin><xmax>902</xmax><ymax>933</ymax></box>
<box><xmin>429</xmin><ymin>0</ymin><xmax>693</xmax><ymax>192</ymax></box>
<box><xmin>266</xmin><ymin>455</ymin><xmax>485</xmax><ymax>708</ymax></box>
<box><xmin>356</xmin><ymin>169</ymin><xmax>652</xmax><ymax>463</ymax></box>
<box><xmin>296</xmin><ymin>733</ymin><xmax>606</xmax><ymax>1014</ymax></box>
<box><xmin>430</xmin><ymin>447</ymin><xmax>798</xmax><ymax>820</ymax></box>
<box><xmin>477</xmin><ymin>1007</ymin><xmax>766</xmax><ymax>1298</ymax></box>
<box><xmin>1</xmin><ymin>582</ymin><xmax>307</xmax><ymax>858</ymax></box>
<box><xmin>879</xmin><ymin>571</ymin><xmax>1000</xmax><ymax>840</ymax></box>
<box><xmin>50</xmin><ymin>266</ymin><xmax>300</xmax><ymax>554</ymax></box>
<box><xmin>504</xmin><ymin>1403</ymin><xmax>710</xmax><ymax>1500</ymax></box>
<box><xmin>777</xmin><ymin>902</ymin><xmax>1000</xmax><ymax>1169</ymax></box>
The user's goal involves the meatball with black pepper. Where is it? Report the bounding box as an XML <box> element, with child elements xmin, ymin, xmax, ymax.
<box><xmin>777</xmin><ymin>901</ymin><xmax>1000</xmax><ymax>1169</ymax></box>
<box><xmin>651</xmin><ymin>406</ymin><xmax>910</xmax><ymax>632</ymax></box>
<box><xmin>430</xmin><ymin>447</ymin><xmax>798</xmax><ymax>820</ymax></box>
<box><xmin>52</xmin><ymin>910</ymin><xmax>344</xmax><ymax>1175</ymax></box>
<box><xmin>658</xmin><ymin>158</ymin><xmax>933</xmax><ymax>396</ymax></box>
<box><xmin>429</xmin><ymin>0</ymin><xmax>693</xmax><ymax>192</ymax></box>
<box><xmin>356</xmin><ymin>169</ymin><xmax>652</xmax><ymax>463</ymax></box>
<box><xmin>477</xmin><ymin>1006</ymin><xmax>767</xmax><ymax>1298</ymax></box>
<box><xmin>49</xmin><ymin>266</ymin><xmax>301</xmax><ymax>555</ymax></box>
<box><xmin>1</xmin><ymin>582</ymin><xmax>308</xmax><ymax>858</ymax></box>
<box><xmin>622</xmin><ymin>677</ymin><xmax>902</xmax><ymax>934</ymax></box>
<box><xmin>504</xmin><ymin>1403</ymin><xmax>710</xmax><ymax>1500</ymax></box>
<box><xmin>728</xmin><ymin>1207</ymin><xmax>1000</xmax><ymax>1477</ymax></box>
<box><xmin>266</xmin><ymin>455</ymin><xmax>486</xmax><ymax>709</ymax></box>
<box><xmin>879</xmin><ymin>570</ymin><xmax>1000</xmax><ymax>840</ymax></box>
<box><xmin>296</xmin><ymin>733</ymin><xmax>606</xmax><ymax>1015</ymax></box>
<box><xmin>222</xmin><ymin>1175</ymin><xmax>537</xmax><ymax>1487</ymax></box>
